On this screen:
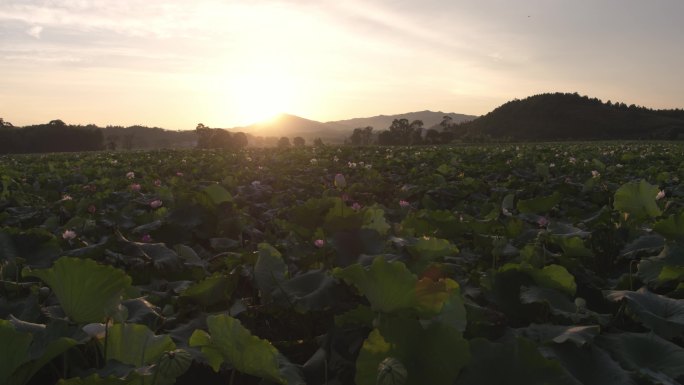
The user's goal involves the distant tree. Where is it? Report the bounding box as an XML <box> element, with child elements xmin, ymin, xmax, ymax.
<box><xmin>196</xmin><ymin>123</ymin><xmax>213</xmax><ymax>149</ymax></box>
<box><xmin>107</xmin><ymin>135</ymin><xmax>118</xmax><ymax>150</ymax></box>
<box><xmin>277</xmin><ymin>136</ymin><xmax>291</xmax><ymax>148</ymax></box>
<box><xmin>425</xmin><ymin>129</ymin><xmax>441</xmax><ymax>144</ymax></box>
<box><xmin>350</xmin><ymin>126</ymin><xmax>374</xmax><ymax>145</ymax></box>
<box><xmin>122</xmin><ymin>133</ymin><xmax>135</xmax><ymax>150</ymax></box>
<box><xmin>0</xmin><ymin>118</ymin><xmax>13</xmax><ymax>127</ymax></box>
<box><xmin>293</xmin><ymin>136</ymin><xmax>305</xmax><ymax>147</ymax></box>
<box><xmin>212</xmin><ymin>129</ymin><xmax>232</xmax><ymax>149</ymax></box>
<box><xmin>439</xmin><ymin>115</ymin><xmax>453</xmax><ymax>130</ymax></box>
<box><xmin>232</xmin><ymin>132</ymin><xmax>248</xmax><ymax>149</ymax></box>
<box><xmin>49</xmin><ymin>119</ymin><xmax>66</xmax><ymax>127</ymax></box>
<box><xmin>313</xmin><ymin>137</ymin><xmax>324</xmax><ymax>147</ymax></box>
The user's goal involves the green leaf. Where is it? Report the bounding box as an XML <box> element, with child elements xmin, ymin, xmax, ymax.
<box><xmin>544</xmin><ymin>343</ymin><xmax>634</xmax><ymax>385</ymax></box>
<box><xmin>179</xmin><ymin>274</ymin><xmax>236</xmax><ymax>307</ymax></box>
<box><xmin>502</xmin><ymin>263</ymin><xmax>577</xmax><ymax>296</ymax></box>
<box><xmin>101</xmin><ymin>323</ymin><xmax>175</xmax><ymax>367</ymax></box>
<box><xmin>406</xmin><ymin>237</ymin><xmax>459</xmax><ymax>262</ymax></box>
<box><xmin>516</xmin><ymin>192</ymin><xmax>561</xmax><ymax>214</ymax></box>
<box><xmin>597</xmin><ymin>332</ymin><xmax>684</xmax><ymax>380</ymax></box>
<box><xmin>362</xmin><ymin>206</ymin><xmax>391</xmax><ymax>235</ymax></box>
<box><xmin>355</xmin><ymin>318</ymin><xmax>470</xmax><ymax>385</ymax></box>
<box><xmin>202</xmin><ymin>184</ymin><xmax>233</xmax><ymax>205</ymax></box>
<box><xmin>519</xmin><ymin>323</ymin><xmax>601</xmax><ymax>347</ymax></box>
<box><xmin>0</xmin><ymin>320</ymin><xmax>32</xmax><ymax>384</ymax></box>
<box><xmin>24</xmin><ymin>257</ymin><xmax>132</xmax><ymax>323</ymax></box>
<box><xmin>455</xmin><ymin>337</ymin><xmax>578</xmax><ymax>385</ymax></box>
<box><xmin>613</xmin><ymin>180</ymin><xmax>662</xmax><ymax>219</ymax></box>
<box><xmin>531</xmin><ymin>264</ymin><xmax>577</xmax><ymax>296</ymax></box>
<box><xmin>654</xmin><ymin>211</ymin><xmax>684</xmax><ymax>241</ymax></box>
<box><xmin>254</xmin><ymin>243</ymin><xmax>287</xmax><ymax>301</ymax></box>
<box><xmin>334</xmin><ymin>257</ymin><xmax>417</xmax><ymax>313</ymax></box>
<box><xmin>605</xmin><ymin>288</ymin><xmax>684</xmax><ymax>339</ymax></box>
<box><xmin>556</xmin><ymin>236</ymin><xmax>594</xmax><ymax>258</ymax></box>
<box><xmin>189</xmin><ymin>314</ymin><xmax>304</xmax><ymax>385</ymax></box>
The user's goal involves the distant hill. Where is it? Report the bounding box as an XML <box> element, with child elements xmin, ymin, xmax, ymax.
<box><xmin>456</xmin><ymin>92</ymin><xmax>684</xmax><ymax>141</ymax></box>
<box><xmin>230</xmin><ymin>113</ymin><xmax>349</xmax><ymax>144</ymax></box>
<box><xmin>330</xmin><ymin>110</ymin><xmax>476</xmax><ymax>131</ymax></box>
<box><xmin>228</xmin><ymin>110</ymin><xmax>475</xmax><ymax>144</ymax></box>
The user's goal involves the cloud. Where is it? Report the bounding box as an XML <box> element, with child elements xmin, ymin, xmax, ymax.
<box><xmin>26</xmin><ymin>25</ymin><xmax>43</xmax><ymax>38</ymax></box>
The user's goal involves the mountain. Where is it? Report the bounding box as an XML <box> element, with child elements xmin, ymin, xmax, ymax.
<box><xmin>456</xmin><ymin>92</ymin><xmax>684</xmax><ymax>141</ymax></box>
<box><xmin>329</xmin><ymin>110</ymin><xmax>476</xmax><ymax>131</ymax></box>
<box><xmin>228</xmin><ymin>113</ymin><xmax>349</xmax><ymax>144</ymax></box>
<box><xmin>229</xmin><ymin>110</ymin><xmax>475</xmax><ymax>144</ymax></box>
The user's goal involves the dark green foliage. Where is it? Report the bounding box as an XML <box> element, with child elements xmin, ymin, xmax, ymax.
<box><xmin>1</xmin><ymin>143</ymin><xmax>684</xmax><ymax>384</ymax></box>
<box><xmin>455</xmin><ymin>92</ymin><xmax>684</xmax><ymax>141</ymax></box>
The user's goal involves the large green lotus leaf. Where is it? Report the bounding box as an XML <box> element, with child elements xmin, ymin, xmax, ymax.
<box><xmin>613</xmin><ymin>180</ymin><xmax>662</xmax><ymax>219</ymax></box>
<box><xmin>189</xmin><ymin>314</ymin><xmax>304</xmax><ymax>385</ymax></box>
<box><xmin>516</xmin><ymin>192</ymin><xmax>561</xmax><ymax>214</ymax></box>
<box><xmin>454</xmin><ymin>337</ymin><xmax>578</xmax><ymax>385</ymax></box>
<box><xmin>597</xmin><ymin>332</ymin><xmax>684</xmax><ymax>380</ymax></box>
<box><xmin>502</xmin><ymin>263</ymin><xmax>576</xmax><ymax>296</ymax></box>
<box><xmin>556</xmin><ymin>236</ymin><xmax>594</xmax><ymax>258</ymax></box>
<box><xmin>530</xmin><ymin>264</ymin><xmax>577</xmax><ymax>296</ymax></box>
<box><xmin>24</xmin><ymin>257</ymin><xmax>132</xmax><ymax>323</ymax></box>
<box><xmin>544</xmin><ymin>340</ymin><xmax>635</xmax><ymax>385</ymax></box>
<box><xmin>101</xmin><ymin>323</ymin><xmax>175</xmax><ymax>367</ymax></box>
<box><xmin>202</xmin><ymin>184</ymin><xmax>233</xmax><ymax>205</ymax></box>
<box><xmin>275</xmin><ymin>270</ymin><xmax>337</xmax><ymax>312</ymax></box>
<box><xmin>406</xmin><ymin>237</ymin><xmax>459</xmax><ymax>262</ymax></box>
<box><xmin>518</xmin><ymin>323</ymin><xmax>600</xmax><ymax>347</ymax></box>
<box><xmin>362</xmin><ymin>206</ymin><xmax>390</xmax><ymax>235</ymax></box>
<box><xmin>654</xmin><ymin>212</ymin><xmax>684</xmax><ymax>241</ymax></box>
<box><xmin>355</xmin><ymin>318</ymin><xmax>470</xmax><ymax>385</ymax></box>
<box><xmin>0</xmin><ymin>320</ymin><xmax>32</xmax><ymax>384</ymax></box>
<box><xmin>254</xmin><ymin>243</ymin><xmax>287</xmax><ymax>302</ymax></box>
<box><xmin>605</xmin><ymin>288</ymin><xmax>684</xmax><ymax>339</ymax></box>
<box><xmin>519</xmin><ymin>286</ymin><xmax>609</xmax><ymax>324</ymax></box>
<box><xmin>179</xmin><ymin>274</ymin><xmax>236</xmax><ymax>307</ymax></box>
<box><xmin>637</xmin><ymin>244</ymin><xmax>684</xmax><ymax>285</ymax></box>
<box><xmin>334</xmin><ymin>257</ymin><xmax>416</xmax><ymax>313</ymax></box>
<box><xmin>620</xmin><ymin>234</ymin><xmax>665</xmax><ymax>258</ymax></box>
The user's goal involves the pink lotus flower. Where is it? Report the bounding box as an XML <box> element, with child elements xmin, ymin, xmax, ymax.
<box><xmin>150</xmin><ymin>199</ymin><xmax>163</xmax><ymax>209</ymax></box>
<box><xmin>62</xmin><ymin>229</ymin><xmax>76</xmax><ymax>240</ymax></box>
<box><xmin>399</xmin><ymin>200</ymin><xmax>410</xmax><ymax>208</ymax></box>
<box><xmin>176</xmin><ymin>172</ymin><xmax>184</xmax><ymax>177</ymax></box>
<box><xmin>314</xmin><ymin>239</ymin><xmax>325</xmax><ymax>248</ymax></box>
<box><xmin>126</xmin><ymin>171</ymin><xmax>135</xmax><ymax>179</ymax></box>
<box><xmin>537</xmin><ymin>217</ymin><xmax>549</xmax><ymax>228</ymax></box>
<box><xmin>87</xmin><ymin>205</ymin><xmax>97</xmax><ymax>214</ymax></box>
<box><xmin>351</xmin><ymin>202</ymin><xmax>362</xmax><ymax>211</ymax></box>
<box><xmin>154</xmin><ymin>179</ymin><xmax>162</xmax><ymax>187</ymax></box>
<box><xmin>130</xmin><ymin>183</ymin><xmax>141</xmax><ymax>192</ymax></box>
<box><xmin>141</xmin><ymin>234</ymin><xmax>152</xmax><ymax>242</ymax></box>
<box><xmin>61</xmin><ymin>194</ymin><xmax>72</xmax><ymax>201</ymax></box>
<box><xmin>656</xmin><ymin>190</ymin><xmax>666</xmax><ymax>200</ymax></box>
<box><xmin>591</xmin><ymin>170</ymin><xmax>600</xmax><ymax>178</ymax></box>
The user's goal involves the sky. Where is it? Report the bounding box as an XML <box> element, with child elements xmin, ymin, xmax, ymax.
<box><xmin>1</xmin><ymin>0</ymin><xmax>683</xmax><ymax>130</ymax></box>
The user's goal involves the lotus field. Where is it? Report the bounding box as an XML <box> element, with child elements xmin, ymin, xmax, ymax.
<box><xmin>2</xmin><ymin>143</ymin><xmax>684</xmax><ymax>385</ymax></box>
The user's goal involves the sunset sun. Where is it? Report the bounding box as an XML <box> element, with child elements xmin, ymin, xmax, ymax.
<box><xmin>231</xmin><ymin>72</ymin><xmax>298</xmax><ymax>125</ymax></box>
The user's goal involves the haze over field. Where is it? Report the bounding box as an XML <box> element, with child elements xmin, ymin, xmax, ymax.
<box><xmin>1</xmin><ymin>0</ymin><xmax>683</xmax><ymax>130</ymax></box>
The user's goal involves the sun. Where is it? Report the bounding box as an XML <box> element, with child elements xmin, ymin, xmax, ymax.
<box><xmin>231</xmin><ymin>72</ymin><xmax>297</xmax><ymax>124</ymax></box>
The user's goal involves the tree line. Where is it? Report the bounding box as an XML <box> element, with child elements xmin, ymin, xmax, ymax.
<box><xmin>348</xmin><ymin>116</ymin><xmax>459</xmax><ymax>146</ymax></box>
<box><xmin>0</xmin><ymin>119</ymin><xmax>104</xmax><ymax>154</ymax></box>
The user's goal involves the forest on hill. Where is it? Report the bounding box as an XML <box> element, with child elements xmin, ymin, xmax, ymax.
<box><xmin>453</xmin><ymin>92</ymin><xmax>684</xmax><ymax>141</ymax></box>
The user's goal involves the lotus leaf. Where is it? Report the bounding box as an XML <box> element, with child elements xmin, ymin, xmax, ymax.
<box><xmin>23</xmin><ymin>257</ymin><xmax>132</xmax><ymax>323</ymax></box>
<box><xmin>189</xmin><ymin>314</ymin><xmax>304</xmax><ymax>385</ymax></box>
